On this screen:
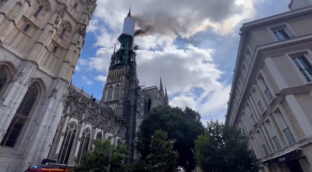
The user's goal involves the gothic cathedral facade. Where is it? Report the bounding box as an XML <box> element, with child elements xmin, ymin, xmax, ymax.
<box><xmin>0</xmin><ymin>1</ymin><xmax>168</xmax><ymax>171</ymax></box>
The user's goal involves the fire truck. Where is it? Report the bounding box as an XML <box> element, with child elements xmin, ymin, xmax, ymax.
<box><xmin>26</xmin><ymin>163</ymin><xmax>74</xmax><ymax>172</ymax></box>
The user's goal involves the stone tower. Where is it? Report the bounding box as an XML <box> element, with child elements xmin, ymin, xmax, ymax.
<box><xmin>101</xmin><ymin>10</ymin><xmax>139</xmax><ymax>159</ymax></box>
<box><xmin>0</xmin><ymin>0</ymin><xmax>96</xmax><ymax>171</ymax></box>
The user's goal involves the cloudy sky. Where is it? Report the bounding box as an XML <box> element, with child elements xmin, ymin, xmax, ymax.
<box><xmin>73</xmin><ymin>0</ymin><xmax>290</xmax><ymax>123</ymax></box>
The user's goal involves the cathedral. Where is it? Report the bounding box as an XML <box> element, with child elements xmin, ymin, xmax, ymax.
<box><xmin>0</xmin><ymin>0</ymin><xmax>168</xmax><ymax>171</ymax></box>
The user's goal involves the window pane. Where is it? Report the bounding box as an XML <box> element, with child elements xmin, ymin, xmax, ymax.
<box><xmin>272</xmin><ymin>136</ymin><xmax>281</xmax><ymax>150</ymax></box>
<box><xmin>34</xmin><ymin>6</ymin><xmax>42</xmax><ymax>17</ymax></box>
<box><xmin>1</xmin><ymin>117</ymin><xmax>25</xmax><ymax>147</ymax></box>
<box><xmin>77</xmin><ymin>129</ymin><xmax>90</xmax><ymax>163</ymax></box>
<box><xmin>262</xmin><ymin>144</ymin><xmax>269</xmax><ymax>156</ymax></box>
<box><xmin>114</xmin><ymin>85</ymin><xmax>119</xmax><ymax>100</ymax></box>
<box><xmin>96</xmin><ymin>132</ymin><xmax>102</xmax><ymax>140</ymax></box>
<box><xmin>58</xmin><ymin>124</ymin><xmax>76</xmax><ymax>164</ymax></box>
<box><xmin>0</xmin><ymin>67</ymin><xmax>7</xmax><ymax>91</ymax></box>
<box><xmin>1</xmin><ymin>82</ymin><xmax>40</xmax><ymax>147</ymax></box>
<box><xmin>264</xmin><ymin>89</ymin><xmax>273</xmax><ymax>102</ymax></box>
<box><xmin>16</xmin><ymin>83</ymin><xmax>39</xmax><ymax>116</ymax></box>
<box><xmin>293</xmin><ymin>56</ymin><xmax>312</xmax><ymax>82</ymax></box>
<box><xmin>257</xmin><ymin>101</ymin><xmax>265</xmax><ymax>113</ymax></box>
<box><xmin>284</xmin><ymin>128</ymin><xmax>295</xmax><ymax>145</ymax></box>
<box><xmin>274</xmin><ymin>29</ymin><xmax>289</xmax><ymax>41</ymax></box>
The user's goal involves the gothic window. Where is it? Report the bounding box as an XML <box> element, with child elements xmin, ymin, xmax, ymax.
<box><xmin>23</xmin><ymin>24</ymin><xmax>30</xmax><ymax>33</ymax></box>
<box><xmin>1</xmin><ymin>82</ymin><xmax>40</xmax><ymax>147</ymax></box>
<box><xmin>60</xmin><ymin>28</ymin><xmax>66</xmax><ymax>39</ymax></box>
<box><xmin>33</xmin><ymin>6</ymin><xmax>42</xmax><ymax>17</ymax></box>
<box><xmin>114</xmin><ymin>85</ymin><xmax>119</xmax><ymax>100</ymax></box>
<box><xmin>107</xmin><ymin>86</ymin><xmax>113</xmax><ymax>101</ymax></box>
<box><xmin>37</xmin><ymin>0</ymin><xmax>50</xmax><ymax>11</ymax></box>
<box><xmin>96</xmin><ymin>132</ymin><xmax>102</xmax><ymax>140</ymax></box>
<box><xmin>147</xmin><ymin>99</ymin><xmax>152</xmax><ymax>113</ymax></box>
<box><xmin>52</xmin><ymin>46</ymin><xmax>58</xmax><ymax>54</ymax></box>
<box><xmin>77</xmin><ymin>128</ymin><xmax>91</xmax><ymax>163</ymax></box>
<box><xmin>58</xmin><ymin>122</ymin><xmax>77</xmax><ymax>164</ymax></box>
<box><xmin>33</xmin><ymin>0</ymin><xmax>50</xmax><ymax>18</ymax></box>
<box><xmin>0</xmin><ymin>67</ymin><xmax>8</xmax><ymax>92</ymax></box>
<box><xmin>59</xmin><ymin>21</ymin><xmax>73</xmax><ymax>40</ymax></box>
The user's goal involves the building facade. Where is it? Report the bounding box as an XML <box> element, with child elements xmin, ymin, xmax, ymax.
<box><xmin>226</xmin><ymin>1</ymin><xmax>312</xmax><ymax>172</ymax></box>
<box><xmin>0</xmin><ymin>1</ymin><xmax>168</xmax><ymax>171</ymax></box>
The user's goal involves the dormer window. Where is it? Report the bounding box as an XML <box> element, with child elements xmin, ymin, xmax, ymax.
<box><xmin>34</xmin><ymin>6</ymin><xmax>43</xmax><ymax>17</ymax></box>
<box><xmin>270</xmin><ymin>24</ymin><xmax>294</xmax><ymax>41</ymax></box>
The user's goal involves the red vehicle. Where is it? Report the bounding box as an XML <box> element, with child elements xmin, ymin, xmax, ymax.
<box><xmin>27</xmin><ymin>164</ymin><xmax>74</xmax><ymax>172</ymax></box>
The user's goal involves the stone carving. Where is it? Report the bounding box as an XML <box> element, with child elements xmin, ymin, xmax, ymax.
<box><xmin>48</xmin><ymin>88</ymin><xmax>58</xmax><ymax>99</ymax></box>
<box><xmin>12</xmin><ymin>71</ymin><xmax>24</xmax><ymax>82</ymax></box>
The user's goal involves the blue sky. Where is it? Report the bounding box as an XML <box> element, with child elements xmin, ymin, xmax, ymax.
<box><xmin>73</xmin><ymin>0</ymin><xmax>290</xmax><ymax>123</ymax></box>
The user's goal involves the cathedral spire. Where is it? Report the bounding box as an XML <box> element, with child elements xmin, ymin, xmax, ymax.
<box><xmin>127</xmin><ymin>8</ymin><xmax>131</xmax><ymax>17</ymax></box>
<box><xmin>122</xmin><ymin>9</ymin><xmax>135</xmax><ymax>37</ymax></box>
<box><xmin>160</xmin><ymin>77</ymin><xmax>164</xmax><ymax>97</ymax></box>
<box><xmin>165</xmin><ymin>87</ymin><xmax>169</xmax><ymax>105</ymax></box>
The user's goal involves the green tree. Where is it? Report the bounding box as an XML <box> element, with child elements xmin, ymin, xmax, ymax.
<box><xmin>128</xmin><ymin>130</ymin><xmax>178</xmax><ymax>172</ymax></box>
<box><xmin>146</xmin><ymin>129</ymin><xmax>178</xmax><ymax>172</ymax></box>
<box><xmin>136</xmin><ymin>105</ymin><xmax>204</xmax><ymax>171</ymax></box>
<box><xmin>193</xmin><ymin>121</ymin><xmax>259</xmax><ymax>172</ymax></box>
<box><xmin>74</xmin><ymin>140</ymin><xmax>128</xmax><ymax>172</ymax></box>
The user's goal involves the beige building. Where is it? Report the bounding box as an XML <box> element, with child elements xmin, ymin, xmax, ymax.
<box><xmin>226</xmin><ymin>0</ymin><xmax>312</xmax><ymax>172</ymax></box>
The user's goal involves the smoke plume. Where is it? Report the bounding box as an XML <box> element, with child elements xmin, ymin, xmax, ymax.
<box><xmin>94</xmin><ymin>0</ymin><xmax>255</xmax><ymax>37</ymax></box>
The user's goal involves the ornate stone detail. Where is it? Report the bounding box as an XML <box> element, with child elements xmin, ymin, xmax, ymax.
<box><xmin>78</xmin><ymin>25</ymin><xmax>86</xmax><ymax>37</ymax></box>
<box><xmin>49</xmin><ymin>88</ymin><xmax>58</xmax><ymax>99</ymax></box>
<box><xmin>12</xmin><ymin>71</ymin><xmax>24</xmax><ymax>82</ymax></box>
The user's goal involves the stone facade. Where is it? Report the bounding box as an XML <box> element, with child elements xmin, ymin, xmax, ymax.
<box><xmin>48</xmin><ymin>85</ymin><xmax>127</xmax><ymax>165</ymax></box>
<box><xmin>0</xmin><ymin>1</ymin><xmax>168</xmax><ymax>171</ymax></box>
<box><xmin>226</xmin><ymin>1</ymin><xmax>312</xmax><ymax>172</ymax></box>
<box><xmin>0</xmin><ymin>0</ymin><xmax>96</xmax><ymax>171</ymax></box>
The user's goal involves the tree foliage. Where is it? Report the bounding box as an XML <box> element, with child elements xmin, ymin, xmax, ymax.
<box><xmin>74</xmin><ymin>140</ymin><xmax>128</xmax><ymax>172</ymax></box>
<box><xmin>136</xmin><ymin>105</ymin><xmax>204</xmax><ymax>171</ymax></box>
<box><xmin>128</xmin><ymin>130</ymin><xmax>178</xmax><ymax>172</ymax></box>
<box><xmin>193</xmin><ymin>121</ymin><xmax>259</xmax><ymax>172</ymax></box>
<box><xmin>146</xmin><ymin>129</ymin><xmax>178</xmax><ymax>171</ymax></box>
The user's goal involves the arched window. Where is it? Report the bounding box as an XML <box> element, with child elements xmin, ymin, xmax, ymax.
<box><xmin>77</xmin><ymin>128</ymin><xmax>91</xmax><ymax>163</ymax></box>
<box><xmin>96</xmin><ymin>132</ymin><xmax>102</xmax><ymax>140</ymax></box>
<box><xmin>59</xmin><ymin>21</ymin><xmax>72</xmax><ymax>40</ymax></box>
<box><xmin>60</xmin><ymin>28</ymin><xmax>66</xmax><ymax>39</ymax></box>
<box><xmin>33</xmin><ymin>6</ymin><xmax>42</xmax><ymax>17</ymax></box>
<box><xmin>34</xmin><ymin>0</ymin><xmax>50</xmax><ymax>17</ymax></box>
<box><xmin>114</xmin><ymin>85</ymin><xmax>119</xmax><ymax>100</ymax></box>
<box><xmin>147</xmin><ymin>98</ymin><xmax>152</xmax><ymax>113</ymax></box>
<box><xmin>23</xmin><ymin>24</ymin><xmax>30</xmax><ymax>32</ymax></box>
<box><xmin>1</xmin><ymin>82</ymin><xmax>40</xmax><ymax>147</ymax></box>
<box><xmin>107</xmin><ymin>86</ymin><xmax>113</xmax><ymax>101</ymax></box>
<box><xmin>58</xmin><ymin>122</ymin><xmax>77</xmax><ymax>164</ymax></box>
<box><xmin>0</xmin><ymin>67</ymin><xmax>8</xmax><ymax>92</ymax></box>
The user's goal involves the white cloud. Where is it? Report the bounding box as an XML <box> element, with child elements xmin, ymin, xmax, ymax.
<box><xmin>87</xmin><ymin>19</ymin><xmax>99</xmax><ymax>33</ymax></box>
<box><xmin>96</xmin><ymin>75</ymin><xmax>107</xmax><ymax>85</ymax></box>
